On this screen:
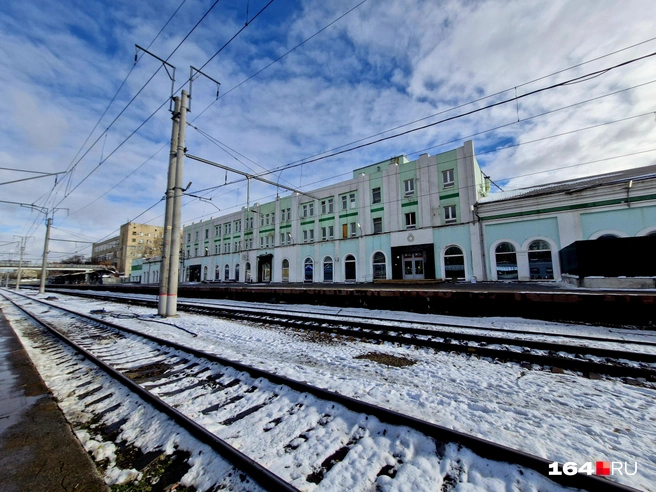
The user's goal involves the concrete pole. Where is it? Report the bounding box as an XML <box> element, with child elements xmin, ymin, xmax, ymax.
<box><xmin>158</xmin><ymin>96</ymin><xmax>181</xmax><ymax>316</ymax></box>
<box><xmin>39</xmin><ymin>215</ymin><xmax>52</xmax><ymax>294</ymax></box>
<box><xmin>166</xmin><ymin>90</ymin><xmax>188</xmax><ymax>316</ymax></box>
<box><xmin>15</xmin><ymin>237</ymin><xmax>26</xmax><ymax>290</ymax></box>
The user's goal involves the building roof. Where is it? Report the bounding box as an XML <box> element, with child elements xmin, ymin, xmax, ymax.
<box><xmin>478</xmin><ymin>163</ymin><xmax>656</xmax><ymax>204</ymax></box>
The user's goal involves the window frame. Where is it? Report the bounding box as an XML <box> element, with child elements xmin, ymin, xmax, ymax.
<box><xmin>405</xmin><ymin>212</ymin><xmax>417</xmax><ymax>229</ymax></box>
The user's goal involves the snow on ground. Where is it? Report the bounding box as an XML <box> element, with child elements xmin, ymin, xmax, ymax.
<box><xmin>11</xmin><ymin>290</ymin><xmax>656</xmax><ymax>491</ymax></box>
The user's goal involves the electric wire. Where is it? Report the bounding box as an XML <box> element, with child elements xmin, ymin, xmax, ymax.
<box><xmin>191</xmin><ymin>35</ymin><xmax>656</xmax><ymax>171</ymax></box>
<box><xmin>14</xmin><ymin>31</ymin><xmax>656</xmax><ymax>258</ymax></box>
<box><xmin>55</xmin><ymin>0</ymin><xmax>276</xmax><ymax>212</ymax></box>
<box><xmin>16</xmin><ymin>0</ymin><xmax>192</xmax><ymax>246</ymax></box>
<box><xmin>193</xmin><ymin>0</ymin><xmax>369</xmax><ymax>121</ymax></box>
<box><xmin>50</xmin><ymin>0</ymin><xmax>190</xmax><ymax>203</ymax></box>
<box><xmin>183</xmin><ymin>107</ymin><xmax>656</xmax><ymax>219</ymax></box>
<box><xmin>52</xmin><ymin>0</ymin><xmax>223</xmax><ymax>209</ymax></box>
<box><xmin>259</xmin><ymin>51</ymin><xmax>656</xmax><ymax>177</ymax></box>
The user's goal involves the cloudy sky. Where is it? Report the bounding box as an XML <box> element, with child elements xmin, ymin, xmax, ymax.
<box><xmin>1</xmin><ymin>0</ymin><xmax>655</xmax><ymax>262</ymax></box>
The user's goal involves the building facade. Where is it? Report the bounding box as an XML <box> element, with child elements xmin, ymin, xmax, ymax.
<box><xmin>135</xmin><ymin>141</ymin><xmax>656</xmax><ymax>284</ymax></box>
<box><xmin>476</xmin><ymin>164</ymin><xmax>656</xmax><ymax>281</ymax></box>
<box><xmin>174</xmin><ymin>141</ymin><xmax>488</xmax><ymax>284</ymax></box>
<box><xmin>92</xmin><ymin>222</ymin><xmax>164</xmax><ymax>276</ymax></box>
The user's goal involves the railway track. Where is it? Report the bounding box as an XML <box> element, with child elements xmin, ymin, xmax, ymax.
<box><xmin>46</xmin><ymin>289</ymin><xmax>656</xmax><ymax>382</ymax></box>
<box><xmin>1</xmin><ymin>290</ymin><xmax>639</xmax><ymax>491</ymax></box>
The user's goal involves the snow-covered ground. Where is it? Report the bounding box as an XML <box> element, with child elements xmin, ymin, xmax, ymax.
<box><xmin>5</xmin><ymin>290</ymin><xmax>656</xmax><ymax>491</ymax></box>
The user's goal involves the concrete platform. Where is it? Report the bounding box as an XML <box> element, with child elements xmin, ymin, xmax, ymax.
<box><xmin>0</xmin><ymin>309</ymin><xmax>107</xmax><ymax>492</ymax></box>
<box><xmin>66</xmin><ymin>280</ymin><xmax>656</xmax><ymax>327</ymax></box>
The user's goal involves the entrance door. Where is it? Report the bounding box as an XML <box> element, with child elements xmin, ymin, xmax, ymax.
<box><xmin>188</xmin><ymin>265</ymin><xmax>201</xmax><ymax>282</ymax></box>
<box><xmin>258</xmin><ymin>257</ymin><xmax>272</xmax><ymax>282</ymax></box>
<box><xmin>403</xmin><ymin>252</ymin><xmax>425</xmax><ymax>279</ymax></box>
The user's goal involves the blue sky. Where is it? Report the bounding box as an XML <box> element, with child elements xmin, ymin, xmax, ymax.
<box><xmin>1</xmin><ymin>0</ymin><xmax>656</xmax><ymax>261</ymax></box>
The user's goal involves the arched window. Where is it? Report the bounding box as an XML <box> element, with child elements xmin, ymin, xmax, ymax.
<box><xmin>304</xmin><ymin>258</ymin><xmax>314</xmax><ymax>282</ymax></box>
<box><xmin>323</xmin><ymin>256</ymin><xmax>333</xmax><ymax>282</ymax></box>
<box><xmin>215</xmin><ymin>265</ymin><xmax>220</xmax><ymax>281</ymax></box>
<box><xmin>203</xmin><ymin>266</ymin><xmax>208</xmax><ymax>281</ymax></box>
<box><xmin>528</xmin><ymin>240</ymin><xmax>553</xmax><ymax>279</ymax></box>
<box><xmin>245</xmin><ymin>262</ymin><xmax>252</xmax><ymax>282</ymax></box>
<box><xmin>372</xmin><ymin>252</ymin><xmax>386</xmax><ymax>280</ymax></box>
<box><xmin>495</xmin><ymin>242</ymin><xmax>518</xmax><ymax>280</ymax></box>
<box><xmin>224</xmin><ymin>264</ymin><xmax>230</xmax><ymax>281</ymax></box>
<box><xmin>235</xmin><ymin>263</ymin><xmax>240</xmax><ymax>282</ymax></box>
<box><xmin>344</xmin><ymin>254</ymin><xmax>356</xmax><ymax>282</ymax></box>
<box><xmin>444</xmin><ymin>246</ymin><xmax>465</xmax><ymax>280</ymax></box>
<box><xmin>282</xmin><ymin>259</ymin><xmax>290</xmax><ymax>282</ymax></box>
<box><xmin>597</xmin><ymin>234</ymin><xmax>619</xmax><ymax>240</ymax></box>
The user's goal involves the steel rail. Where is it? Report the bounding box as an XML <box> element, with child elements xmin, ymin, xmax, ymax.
<box><xmin>1</xmin><ymin>293</ymin><xmax>299</xmax><ymax>492</ymax></box>
<box><xmin>2</xmin><ymin>290</ymin><xmax>643</xmax><ymax>492</ymax></box>
<box><xmin>46</xmin><ymin>289</ymin><xmax>655</xmax><ymax>380</ymax></box>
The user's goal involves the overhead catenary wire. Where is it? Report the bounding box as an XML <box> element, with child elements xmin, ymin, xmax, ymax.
<box><xmin>41</xmin><ymin>76</ymin><xmax>656</xmax><ymax>253</ymax></box>
<box><xmin>184</xmin><ymin>107</ymin><xmax>656</xmax><ymax>220</ymax></box>
<box><xmin>54</xmin><ymin>0</ymin><xmax>276</xmax><ymax>213</ymax></box>
<box><xmin>260</xmin><ymin>51</ymin><xmax>656</xmax><ymax>178</ymax></box>
<box><xmin>18</xmin><ymin>0</ymin><xmax>193</xmax><ymax>245</ymax></box>
<box><xmin>17</xmin><ymin>31</ymin><xmax>656</xmax><ymax>259</ymax></box>
<box><xmin>50</xmin><ymin>0</ymin><xmax>224</xmax><ymax>211</ymax></box>
<box><xmin>193</xmin><ymin>0</ymin><xmax>369</xmax><ymax>121</ymax></box>
<box><xmin>53</xmin><ymin>9</ymin><xmax>656</xmax><ymax>242</ymax></box>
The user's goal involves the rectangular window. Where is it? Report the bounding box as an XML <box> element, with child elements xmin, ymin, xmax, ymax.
<box><xmin>225</xmin><ymin>223</ymin><xmax>231</xmax><ymax>234</ymax></box>
<box><xmin>350</xmin><ymin>222</ymin><xmax>357</xmax><ymax>237</ymax></box>
<box><xmin>261</xmin><ymin>214</ymin><xmax>265</xmax><ymax>226</ymax></box>
<box><xmin>303</xmin><ymin>230</ymin><xmax>308</xmax><ymax>243</ymax></box>
<box><xmin>214</xmin><ymin>244</ymin><xmax>219</xmax><ymax>254</ymax></box>
<box><xmin>271</xmin><ymin>212</ymin><xmax>275</xmax><ymax>224</ymax></box>
<box><xmin>286</xmin><ymin>208</ymin><xmax>291</xmax><ymax>221</ymax></box>
<box><xmin>373</xmin><ymin>217</ymin><xmax>383</xmax><ymax>234</ymax></box>
<box><xmin>187</xmin><ymin>233</ymin><xmax>191</xmax><ymax>242</ymax></box>
<box><xmin>372</xmin><ymin>187</ymin><xmax>381</xmax><ymax>204</ymax></box>
<box><xmin>195</xmin><ymin>231</ymin><xmax>199</xmax><ymax>240</ymax></box>
<box><xmin>234</xmin><ymin>220</ymin><xmax>241</xmax><ymax>232</ymax></box>
<box><xmin>280</xmin><ymin>209</ymin><xmax>285</xmax><ymax>222</ymax></box>
<box><xmin>309</xmin><ymin>229</ymin><xmax>314</xmax><ymax>242</ymax></box>
<box><xmin>444</xmin><ymin>205</ymin><xmax>457</xmax><ymax>223</ymax></box>
<box><xmin>186</xmin><ymin>249</ymin><xmax>190</xmax><ymax>258</ymax></box>
<box><xmin>404</xmin><ymin>179</ymin><xmax>415</xmax><ymax>196</ymax></box>
<box><xmin>214</xmin><ymin>226</ymin><xmax>219</xmax><ymax>236</ymax></box>
<box><xmin>442</xmin><ymin>169</ymin><xmax>455</xmax><ymax>188</ymax></box>
<box><xmin>260</xmin><ymin>237</ymin><xmax>264</xmax><ymax>248</ymax></box>
<box><xmin>194</xmin><ymin>247</ymin><xmax>198</xmax><ymax>257</ymax></box>
<box><xmin>302</xmin><ymin>204</ymin><xmax>308</xmax><ymax>218</ymax></box>
<box><xmin>321</xmin><ymin>198</ymin><xmax>334</xmax><ymax>214</ymax></box>
<box><xmin>280</xmin><ymin>233</ymin><xmax>285</xmax><ymax>245</ymax></box>
<box><xmin>328</xmin><ymin>225</ymin><xmax>334</xmax><ymax>239</ymax></box>
<box><xmin>234</xmin><ymin>241</ymin><xmax>239</xmax><ymax>251</ymax></box>
<box><xmin>266</xmin><ymin>214</ymin><xmax>270</xmax><ymax>226</ymax></box>
<box><xmin>205</xmin><ymin>229</ymin><xmax>209</xmax><ymax>239</ymax></box>
<box><xmin>341</xmin><ymin>195</ymin><xmax>348</xmax><ymax>211</ymax></box>
<box><xmin>227</xmin><ymin>243</ymin><xmax>231</xmax><ymax>253</ymax></box>
<box><xmin>405</xmin><ymin>212</ymin><xmax>416</xmax><ymax>229</ymax></box>
<box><xmin>349</xmin><ymin>193</ymin><xmax>356</xmax><ymax>209</ymax></box>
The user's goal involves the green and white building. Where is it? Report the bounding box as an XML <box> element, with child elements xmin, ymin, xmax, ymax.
<box><xmin>136</xmin><ymin>140</ymin><xmax>656</xmax><ymax>284</ymax></box>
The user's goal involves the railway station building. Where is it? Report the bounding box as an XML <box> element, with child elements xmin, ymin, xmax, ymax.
<box><xmin>139</xmin><ymin>141</ymin><xmax>656</xmax><ymax>284</ymax></box>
